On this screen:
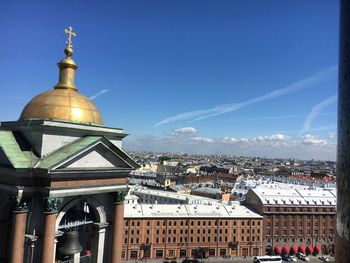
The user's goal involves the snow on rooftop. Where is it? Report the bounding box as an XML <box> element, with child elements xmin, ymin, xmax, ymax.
<box><xmin>124</xmin><ymin>203</ymin><xmax>262</xmax><ymax>219</ymax></box>
<box><xmin>252</xmin><ymin>188</ymin><xmax>336</xmax><ymax>206</ymax></box>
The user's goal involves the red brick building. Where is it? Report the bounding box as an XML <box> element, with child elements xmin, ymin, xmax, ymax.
<box><xmin>245</xmin><ymin>188</ymin><xmax>336</xmax><ymax>256</ymax></box>
<box><xmin>122</xmin><ymin>203</ymin><xmax>263</xmax><ymax>260</ymax></box>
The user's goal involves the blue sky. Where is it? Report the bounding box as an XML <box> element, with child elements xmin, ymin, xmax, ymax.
<box><xmin>0</xmin><ymin>1</ymin><xmax>339</xmax><ymax>160</ymax></box>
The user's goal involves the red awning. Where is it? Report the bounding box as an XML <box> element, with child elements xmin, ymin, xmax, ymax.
<box><xmin>290</xmin><ymin>245</ymin><xmax>297</xmax><ymax>254</ymax></box>
<box><xmin>274</xmin><ymin>246</ymin><xmax>281</xmax><ymax>255</ymax></box>
<box><xmin>306</xmin><ymin>245</ymin><xmax>313</xmax><ymax>254</ymax></box>
<box><xmin>282</xmin><ymin>246</ymin><xmax>290</xmax><ymax>255</ymax></box>
<box><xmin>298</xmin><ymin>245</ymin><xmax>305</xmax><ymax>254</ymax></box>
<box><xmin>313</xmin><ymin>244</ymin><xmax>321</xmax><ymax>254</ymax></box>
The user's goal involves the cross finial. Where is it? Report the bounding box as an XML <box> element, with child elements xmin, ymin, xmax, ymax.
<box><xmin>64</xmin><ymin>26</ymin><xmax>76</xmax><ymax>49</ymax></box>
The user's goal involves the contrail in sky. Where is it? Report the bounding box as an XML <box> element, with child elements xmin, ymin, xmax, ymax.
<box><xmin>89</xmin><ymin>89</ymin><xmax>110</xmax><ymax>100</ymax></box>
<box><xmin>298</xmin><ymin>94</ymin><xmax>337</xmax><ymax>137</ymax></box>
<box><xmin>154</xmin><ymin>65</ymin><xmax>337</xmax><ymax>127</ymax></box>
<box><xmin>210</xmin><ymin>112</ymin><xmax>336</xmax><ymax>123</ymax></box>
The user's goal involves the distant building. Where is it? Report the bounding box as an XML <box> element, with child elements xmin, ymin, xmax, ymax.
<box><xmin>122</xmin><ymin>202</ymin><xmax>263</xmax><ymax>260</ymax></box>
<box><xmin>245</xmin><ymin>188</ymin><xmax>336</xmax><ymax>256</ymax></box>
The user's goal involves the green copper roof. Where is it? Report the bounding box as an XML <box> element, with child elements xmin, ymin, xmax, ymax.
<box><xmin>35</xmin><ymin>136</ymin><xmax>101</xmax><ymax>169</ymax></box>
<box><xmin>0</xmin><ymin>131</ymin><xmax>38</xmax><ymax>168</ymax></box>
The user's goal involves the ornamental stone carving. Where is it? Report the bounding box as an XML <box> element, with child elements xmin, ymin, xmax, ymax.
<box><xmin>10</xmin><ymin>195</ymin><xmax>28</xmax><ymax>212</ymax></box>
<box><xmin>112</xmin><ymin>190</ymin><xmax>128</xmax><ymax>204</ymax></box>
<box><xmin>43</xmin><ymin>197</ymin><xmax>63</xmax><ymax>213</ymax></box>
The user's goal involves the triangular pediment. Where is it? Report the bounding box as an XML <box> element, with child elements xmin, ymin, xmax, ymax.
<box><xmin>36</xmin><ymin>136</ymin><xmax>139</xmax><ymax>171</ymax></box>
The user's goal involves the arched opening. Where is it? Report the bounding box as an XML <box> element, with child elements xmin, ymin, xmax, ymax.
<box><xmin>55</xmin><ymin>198</ymin><xmax>107</xmax><ymax>263</ymax></box>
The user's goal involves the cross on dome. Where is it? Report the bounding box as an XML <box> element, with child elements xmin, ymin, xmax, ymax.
<box><xmin>64</xmin><ymin>26</ymin><xmax>76</xmax><ymax>49</ymax></box>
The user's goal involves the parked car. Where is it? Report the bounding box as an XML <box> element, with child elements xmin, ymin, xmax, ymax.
<box><xmin>297</xmin><ymin>252</ymin><xmax>310</xmax><ymax>262</ymax></box>
<box><xmin>282</xmin><ymin>254</ymin><xmax>292</xmax><ymax>262</ymax></box>
<box><xmin>319</xmin><ymin>256</ymin><xmax>330</xmax><ymax>262</ymax></box>
<box><xmin>281</xmin><ymin>255</ymin><xmax>297</xmax><ymax>262</ymax></box>
<box><xmin>290</xmin><ymin>256</ymin><xmax>297</xmax><ymax>262</ymax></box>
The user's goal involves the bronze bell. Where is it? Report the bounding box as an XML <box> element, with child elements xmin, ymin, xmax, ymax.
<box><xmin>59</xmin><ymin>230</ymin><xmax>83</xmax><ymax>255</ymax></box>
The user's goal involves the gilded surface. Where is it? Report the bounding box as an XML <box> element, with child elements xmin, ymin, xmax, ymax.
<box><xmin>19</xmin><ymin>26</ymin><xmax>104</xmax><ymax>126</ymax></box>
<box><xmin>20</xmin><ymin>89</ymin><xmax>104</xmax><ymax>126</ymax></box>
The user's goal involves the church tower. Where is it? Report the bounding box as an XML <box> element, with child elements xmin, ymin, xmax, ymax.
<box><xmin>0</xmin><ymin>27</ymin><xmax>138</xmax><ymax>263</ymax></box>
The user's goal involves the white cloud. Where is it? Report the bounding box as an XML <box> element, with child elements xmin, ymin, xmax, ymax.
<box><xmin>191</xmin><ymin>137</ymin><xmax>214</xmax><ymax>143</ymax></box>
<box><xmin>268</xmin><ymin>134</ymin><xmax>290</xmax><ymax>141</ymax></box>
<box><xmin>302</xmin><ymin>134</ymin><xmax>328</xmax><ymax>145</ymax></box>
<box><xmin>220</xmin><ymin>136</ymin><xmax>239</xmax><ymax>144</ymax></box>
<box><xmin>89</xmin><ymin>89</ymin><xmax>110</xmax><ymax>100</ymax></box>
<box><xmin>299</xmin><ymin>94</ymin><xmax>337</xmax><ymax>137</ymax></box>
<box><xmin>172</xmin><ymin>127</ymin><xmax>197</xmax><ymax>135</ymax></box>
<box><xmin>155</xmin><ymin>66</ymin><xmax>337</xmax><ymax>126</ymax></box>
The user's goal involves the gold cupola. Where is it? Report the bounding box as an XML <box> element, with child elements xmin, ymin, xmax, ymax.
<box><xmin>20</xmin><ymin>26</ymin><xmax>104</xmax><ymax>126</ymax></box>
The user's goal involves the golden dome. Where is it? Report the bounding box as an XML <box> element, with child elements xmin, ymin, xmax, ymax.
<box><xmin>20</xmin><ymin>89</ymin><xmax>104</xmax><ymax>126</ymax></box>
<box><xmin>19</xmin><ymin>26</ymin><xmax>104</xmax><ymax>126</ymax></box>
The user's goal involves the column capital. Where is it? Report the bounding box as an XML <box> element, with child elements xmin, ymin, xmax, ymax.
<box><xmin>10</xmin><ymin>195</ymin><xmax>28</xmax><ymax>212</ymax></box>
<box><xmin>112</xmin><ymin>189</ymin><xmax>128</xmax><ymax>204</ymax></box>
<box><xmin>43</xmin><ymin>197</ymin><xmax>63</xmax><ymax>213</ymax></box>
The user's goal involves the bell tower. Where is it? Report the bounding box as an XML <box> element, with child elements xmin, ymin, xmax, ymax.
<box><xmin>0</xmin><ymin>27</ymin><xmax>139</xmax><ymax>263</ymax></box>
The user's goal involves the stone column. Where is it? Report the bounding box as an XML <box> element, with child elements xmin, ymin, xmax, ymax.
<box><xmin>41</xmin><ymin>198</ymin><xmax>62</xmax><ymax>263</ymax></box>
<box><xmin>111</xmin><ymin>190</ymin><xmax>127</xmax><ymax>263</ymax></box>
<box><xmin>94</xmin><ymin>223</ymin><xmax>108</xmax><ymax>263</ymax></box>
<box><xmin>337</xmin><ymin>0</ymin><xmax>350</xmax><ymax>261</ymax></box>
<box><xmin>9</xmin><ymin>197</ymin><xmax>28</xmax><ymax>263</ymax></box>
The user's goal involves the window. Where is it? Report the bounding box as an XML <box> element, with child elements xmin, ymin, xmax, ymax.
<box><xmin>180</xmin><ymin>249</ymin><xmax>187</xmax><ymax>258</ymax></box>
<box><xmin>219</xmin><ymin>249</ymin><xmax>226</xmax><ymax>256</ymax></box>
<box><xmin>155</xmin><ymin>250</ymin><xmax>163</xmax><ymax>258</ymax></box>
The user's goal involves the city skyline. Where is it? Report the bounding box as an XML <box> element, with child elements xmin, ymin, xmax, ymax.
<box><xmin>0</xmin><ymin>0</ymin><xmax>339</xmax><ymax>160</ymax></box>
